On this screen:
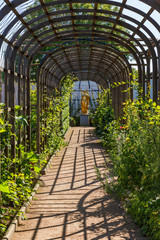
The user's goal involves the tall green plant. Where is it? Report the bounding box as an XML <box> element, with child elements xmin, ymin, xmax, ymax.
<box><xmin>91</xmin><ymin>88</ymin><xmax>114</xmax><ymax>146</ymax></box>
<box><xmin>93</xmin><ymin>83</ymin><xmax>160</xmax><ymax>239</ymax></box>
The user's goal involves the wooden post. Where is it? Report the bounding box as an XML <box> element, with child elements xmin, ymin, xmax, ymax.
<box><xmin>9</xmin><ymin>60</ymin><xmax>16</xmax><ymax>159</ymax></box>
<box><xmin>36</xmin><ymin>68</ymin><xmax>40</xmax><ymax>154</ymax></box>
<box><xmin>23</xmin><ymin>62</ymin><xmax>26</xmax><ymax>151</ymax></box>
<box><xmin>27</xmin><ymin>63</ymin><xmax>31</xmax><ymax>151</ymax></box>
<box><xmin>4</xmin><ymin>59</ymin><xmax>9</xmax><ymax>158</ymax></box>
<box><xmin>18</xmin><ymin>56</ymin><xmax>22</xmax><ymax>158</ymax></box>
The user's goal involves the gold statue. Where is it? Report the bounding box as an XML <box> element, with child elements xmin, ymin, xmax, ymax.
<box><xmin>81</xmin><ymin>91</ymin><xmax>89</xmax><ymax>114</ymax></box>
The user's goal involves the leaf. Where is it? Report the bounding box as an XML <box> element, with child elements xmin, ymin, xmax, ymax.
<box><xmin>15</xmin><ymin>105</ymin><xmax>21</xmax><ymax>111</ymax></box>
<box><xmin>34</xmin><ymin>166</ymin><xmax>41</xmax><ymax>173</ymax></box>
<box><xmin>0</xmin><ymin>129</ymin><xmax>6</xmax><ymax>133</ymax></box>
<box><xmin>0</xmin><ymin>184</ymin><xmax>10</xmax><ymax>193</ymax></box>
<box><xmin>0</xmin><ymin>118</ymin><xmax>5</xmax><ymax>125</ymax></box>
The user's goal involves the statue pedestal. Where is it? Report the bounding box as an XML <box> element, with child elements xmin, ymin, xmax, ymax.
<box><xmin>80</xmin><ymin>115</ymin><xmax>89</xmax><ymax>126</ymax></box>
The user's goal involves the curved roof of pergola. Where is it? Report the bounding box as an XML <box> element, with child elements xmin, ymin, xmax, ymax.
<box><xmin>0</xmin><ymin>0</ymin><xmax>160</xmax><ymax>94</ymax></box>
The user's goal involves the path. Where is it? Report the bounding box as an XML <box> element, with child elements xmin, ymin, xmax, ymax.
<box><xmin>11</xmin><ymin>127</ymin><xmax>147</xmax><ymax>240</ymax></box>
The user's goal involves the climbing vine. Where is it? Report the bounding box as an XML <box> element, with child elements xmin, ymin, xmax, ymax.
<box><xmin>0</xmin><ymin>74</ymin><xmax>75</xmax><ymax>238</ymax></box>
<box><xmin>92</xmin><ymin>84</ymin><xmax>160</xmax><ymax>240</ymax></box>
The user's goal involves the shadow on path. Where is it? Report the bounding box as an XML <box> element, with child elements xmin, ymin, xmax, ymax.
<box><xmin>11</xmin><ymin>127</ymin><xmax>147</xmax><ymax>240</ymax></box>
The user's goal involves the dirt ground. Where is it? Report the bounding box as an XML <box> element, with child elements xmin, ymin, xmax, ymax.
<box><xmin>11</xmin><ymin>127</ymin><xmax>148</xmax><ymax>240</ymax></box>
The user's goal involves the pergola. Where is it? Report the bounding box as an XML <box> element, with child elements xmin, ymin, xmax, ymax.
<box><xmin>0</xmin><ymin>0</ymin><xmax>160</xmax><ymax>155</ymax></box>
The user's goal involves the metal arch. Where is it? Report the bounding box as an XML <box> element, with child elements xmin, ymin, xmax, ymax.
<box><xmin>10</xmin><ymin>14</ymin><xmax>156</xmax><ymax>93</ymax></box>
<box><xmin>38</xmin><ymin>43</ymin><xmax>130</xmax><ymax>72</ymax></box>
<box><xmin>2</xmin><ymin>1</ymin><xmax>157</xmax><ymax>95</ymax></box>
<box><xmin>36</xmin><ymin>43</ymin><xmax>131</xmax><ymax>83</ymax></box>
<box><xmin>29</xmin><ymin>33</ymin><xmax>143</xmax><ymax>84</ymax></box>
<box><xmin>1</xmin><ymin>2</ymin><xmax>159</xmax><ymax>46</ymax></box>
<box><xmin>1</xmin><ymin>1</ymin><xmax>158</xmax><ymax>65</ymax></box>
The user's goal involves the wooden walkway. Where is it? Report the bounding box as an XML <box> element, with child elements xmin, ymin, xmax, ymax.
<box><xmin>11</xmin><ymin>127</ymin><xmax>147</xmax><ymax>240</ymax></box>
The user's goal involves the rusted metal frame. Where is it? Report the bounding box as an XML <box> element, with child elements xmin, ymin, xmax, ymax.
<box><xmin>42</xmin><ymin>67</ymin><xmax>60</xmax><ymax>87</ymax></box>
<box><xmin>100</xmin><ymin>40</ymin><xmax>142</xmax><ymax>89</ymax></box>
<box><xmin>76</xmin><ymin>33</ymin><xmax>146</xmax><ymax>86</ymax></box>
<box><xmin>1</xmin><ymin>8</ymin><xmax>45</xmax><ymax>155</ymax></box>
<box><xmin>92</xmin><ymin>43</ymin><xmax>114</xmax><ymax>82</ymax></box>
<box><xmin>93</xmin><ymin>50</ymin><xmax>131</xmax><ymax>82</ymax></box>
<box><xmin>92</xmin><ymin>36</ymin><xmax>143</xmax><ymax>84</ymax></box>
<box><xmin>115</xmin><ymin>10</ymin><xmax>159</xmax><ymax>101</ymax></box>
<box><xmin>112</xmin><ymin>65</ymin><xmax>129</xmax><ymax>82</ymax></box>
<box><xmin>40</xmin><ymin>70</ymin><xmax>58</xmax><ymax>90</ymax></box>
<box><xmin>117</xmin><ymin>67</ymin><xmax>130</xmax><ymax>105</ymax></box>
<box><xmin>36</xmin><ymin>47</ymin><xmax>71</xmax><ymax>79</ymax></box>
<box><xmin>113</xmin><ymin>70</ymin><xmax>122</xmax><ymax>117</ymax></box>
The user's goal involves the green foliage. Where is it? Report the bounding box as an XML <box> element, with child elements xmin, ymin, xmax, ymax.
<box><xmin>0</xmin><ymin>74</ymin><xmax>74</xmax><ymax>238</ymax></box>
<box><xmin>93</xmin><ymin>83</ymin><xmax>160</xmax><ymax>239</ymax></box>
<box><xmin>91</xmin><ymin>88</ymin><xmax>114</xmax><ymax>146</ymax></box>
<box><xmin>60</xmin><ymin>74</ymin><xmax>76</xmax><ymax>134</ymax></box>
